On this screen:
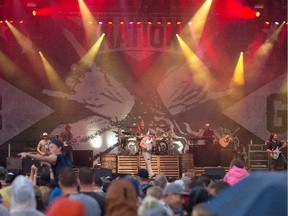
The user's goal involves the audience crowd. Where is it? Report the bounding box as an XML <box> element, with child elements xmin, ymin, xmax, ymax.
<box><xmin>0</xmin><ymin>157</ymin><xmax>286</xmax><ymax>216</ymax></box>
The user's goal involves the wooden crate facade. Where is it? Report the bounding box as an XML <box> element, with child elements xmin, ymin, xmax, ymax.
<box><xmin>179</xmin><ymin>154</ymin><xmax>194</xmax><ymax>174</ymax></box>
<box><xmin>118</xmin><ymin>155</ymin><xmax>180</xmax><ymax>178</ymax></box>
<box><xmin>100</xmin><ymin>154</ymin><xmax>117</xmax><ymax>173</ymax></box>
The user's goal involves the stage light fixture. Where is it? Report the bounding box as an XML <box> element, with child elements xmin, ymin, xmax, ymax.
<box><xmin>108</xmin><ymin>21</ymin><xmax>113</xmax><ymax>25</ymax></box>
<box><xmin>137</xmin><ymin>21</ymin><xmax>141</xmax><ymax>25</ymax></box>
<box><xmin>32</xmin><ymin>10</ymin><xmax>37</xmax><ymax>16</ymax></box>
<box><xmin>176</xmin><ymin>21</ymin><xmax>181</xmax><ymax>25</ymax></box>
<box><xmin>98</xmin><ymin>21</ymin><xmax>103</xmax><ymax>25</ymax></box>
<box><xmin>255</xmin><ymin>11</ymin><xmax>260</xmax><ymax>17</ymax></box>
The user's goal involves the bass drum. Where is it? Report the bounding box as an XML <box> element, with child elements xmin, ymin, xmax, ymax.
<box><xmin>155</xmin><ymin>140</ymin><xmax>169</xmax><ymax>155</ymax></box>
<box><xmin>126</xmin><ymin>140</ymin><xmax>139</xmax><ymax>155</ymax></box>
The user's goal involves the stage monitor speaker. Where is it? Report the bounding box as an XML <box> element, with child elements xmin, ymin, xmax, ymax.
<box><xmin>73</xmin><ymin>150</ymin><xmax>93</xmax><ymax>167</ymax></box>
<box><xmin>6</xmin><ymin>157</ymin><xmax>22</xmax><ymax>170</ymax></box>
<box><xmin>22</xmin><ymin>157</ymin><xmax>43</xmax><ymax>174</ymax></box>
<box><xmin>221</xmin><ymin>149</ymin><xmax>234</xmax><ymax>167</ymax></box>
<box><xmin>94</xmin><ymin>168</ymin><xmax>112</xmax><ymax>179</ymax></box>
<box><xmin>204</xmin><ymin>167</ymin><xmax>226</xmax><ymax>180</ymax></box>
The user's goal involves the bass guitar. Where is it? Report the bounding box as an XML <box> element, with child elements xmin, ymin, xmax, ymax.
<box><xmin>270</xmin><ymin>141</ymin><xmax>287</xmax><ymax>159</ymax></box>
<box><xmin>219</xmin><ymin>128</ymin><xmax>240</xmax><ymax>148</ymax></box>
<box><xmin>63</xmin><ymin>135</ymin><xmax>81</xmax><ymax>147</ymax></box>
<box><xmin>270</xmin><ymin>146</ymin><xmax>283</xmax><ymax>160</ymax></box>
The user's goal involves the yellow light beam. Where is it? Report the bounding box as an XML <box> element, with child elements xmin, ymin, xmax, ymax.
<box><xmin>249</xmin><ymin>22</ymin><xmax>286</xmax><ymax>78</ymax></box>
<box><xmin>39</xmin><ymin>51</ymin><xmax>64</xmax><ymax>90</ymax></box>
<box><xmin>5</xmin><ymin>21</ymin><xmax>42</xmax><ymax>73</ymax></box>
<box><xmin>0</xmin><ymin>51</ymin><xmax>34</xmax><ymax>88</ymax></box>
<box><xmin>176</xmin><ymin>34</ymin><xmax>212</xmax><ymax>90</ymax></box>
<box><xmin>231</xmin><ymin>52</ymin><xmax>244</xmax><ymax>86</ymax></box>
<box><xmin>180</xmin><ymin>0</ymin><xmax>213</xmax><ymax>49</ymax></box>
<box><xmin>190</xmin><ymin>0</ymin><xmax>213</xmax><ymax>43</ymax></box>
<box><xmin>78</xmin><ymin>0</ymin><xmax>101</xmax><ymax>44</ymax></box>
<box><xmin>78</xmin><ymin>33</ymin><xmax>105</xmax><ymax>68</ymax></box>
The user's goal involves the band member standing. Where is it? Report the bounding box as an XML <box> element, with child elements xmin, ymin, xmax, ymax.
<box><xmin>202</xmin><ymin>123</ymin><xmax>220</xmax><ymax>166</ymax></box>
<box><xmin>202</xmin><ymin>123</ymin><xmax>217</xmax><ymax>145</ymax></box>
<box><xmin>59</xmin><ymin>125</ymin><xmax>75</xmax><ymax>163</ymax></box>
<box><xmin>139</xmin><ymin>131</ymin><xmax>156</xmax><ymax>178</ymax></box>
<box><xmin>266</xmin><ymin>133</ymin><xmax>287</xmax><ymax>171</ymax></box>
<box><xmin>37</xmin><ymin>132</ymin><xmax>50</xmax><ymax>156</ymax></box>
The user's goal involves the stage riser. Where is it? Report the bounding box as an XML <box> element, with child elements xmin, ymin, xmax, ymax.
<box><xmin>101</xmin><ymin>155</ymin><xmax>182</xmax><ymax>178</ymax></box>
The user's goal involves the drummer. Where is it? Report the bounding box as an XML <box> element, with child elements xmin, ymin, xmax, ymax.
<box><xmin>136</xmin><ymin>119</ymin><xmax>148</xmax><ymax>140</ymax></box>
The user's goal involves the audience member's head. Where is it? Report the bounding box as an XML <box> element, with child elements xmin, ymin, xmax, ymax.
<box><xmin>10</xmin><ymin>175</ymin><xmax>44</xmax><ymax>216</ymax></box>
<box><xmin>105</xmin><ymin>179</ymin><xmax>138</xmax><ymax>216</ymax></box>
<box><xmin>207</xmin><ymin>181</ymin><xmax>230</xmax><ymax>197</ymax></box>
<box><xmin>184</xmin><ymin>186</ymin><xmax>210</xmax><ymax>215</ymax></box>
<box><xmin>78</xmin><ymin>167</ymin><xmax>93</xmax><ymax>185</ymax></box>
<box><xmin>0</xmin><ymin>167</ymin><xmax>8</xmax><ymax>182</ymax></box>
<box><xmin>45</xmin><ymin>197</ymin><xmax>86</xmax><ymax>216</ymax></box>
<box><xmin>153</xmin><ymin>174</ymin><xmax>168</xmax><ymax>189</ymax></box>
<box><xmin>93</xmin><ymin>176</ymin><xmax>103</xmax><ymax>188</ymax></box>
<box><xmin>138</xmin><ymin>195</ymin><xmax>163</xmax><ymax>216</ymax></box>
<box><xmin>146</xmin><ymin>186</ymin><xmax>163</xmax><ymax>199</ymax></box>
<box><xmin>58</xmin><ymin>167</ymin><xmax>77</xmax><ymax>188</ymax></box>
<box><xmin>124</xmin><ymin>175</ymin><xmax>140</xmax><ymax>197</ymax></box>
<box><xmin>230</xmin><ymin>158</ymin><xmax>245</xmax><ymax>168</ymax></box>
<box><xmin>162</xmin><ymin>183</ymin><xmax>189</xmax><ymax>210</ymax></box>
<box><xmin>136</xmin><ymin>168</ymin><xmax>149</xmax><ymax>182</ymax></box>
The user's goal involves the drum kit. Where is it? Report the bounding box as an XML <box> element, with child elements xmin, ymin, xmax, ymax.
<box><xmin>112</xmin><ymin>124</ymin><xmax>172</xmax><ymax>156</ymax></box>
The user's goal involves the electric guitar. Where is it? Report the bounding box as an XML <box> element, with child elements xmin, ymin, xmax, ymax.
<box><xmin>270</xmin><ymin>141</ymin><xmax>287</xmax><ymax>159</ymax></box>
<box><xmin>219</xmin><ymin>128</ymin><xmax>240</xmax><ymax>148</ymax></box>
<box><xmin>63</xmin><ymin>136</ymin><xmax>81</xmax><ymax>147</ymax></box>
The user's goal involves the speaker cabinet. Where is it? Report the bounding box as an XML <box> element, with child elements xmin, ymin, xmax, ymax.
<box><xmin>221</xmin><ymin>149</ymin><xmax>234</xmax><ymax>167</ymax></box>
<box><xmin>204</xmin><ymin>167</ymin><xmax>226</xmax><ymax>180</ymax></box>
<box><xmin>6</xmin><ymin>157</ymin><xmax>22</xmax><ymax>170</ymax></box>
<box><xmin>22</xmin><ymin>157</ymin><xmax>43</xmax><ymax>174</ymax></box>
<box><xmin>73</xmin><ymin>150</ymin><xmax>93</xmax><ymax>167</ymax></box>
<box><xmin>94</xmin><ymin>168</ymin><xmax>112</xmax><ymax>178</ymax></box>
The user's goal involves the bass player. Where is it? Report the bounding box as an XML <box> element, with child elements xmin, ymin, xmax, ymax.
<box><xmin>59</xmin><ymin>124</ymin><xmax>76</xmax><ymax>163</ymax></box>
<box><xmin>266</xmin><ymin>133</ymin><xmax>287</xmax><ymax>171</ymax></box>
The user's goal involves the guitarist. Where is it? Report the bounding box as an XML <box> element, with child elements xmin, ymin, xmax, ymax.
<box><xmin>59</xmin><ymin>124</ymin><xmax>75</xmax><ymax>163</ymax></box>
<box><xmin>139</xmin><ymin>131</ymin><xmax>157</xmax><ymax>178</ymax></box>
<box><xmin>266</xmin><ymin>133</ymin><xmax>287</xmax><ymax>171</ymax></box>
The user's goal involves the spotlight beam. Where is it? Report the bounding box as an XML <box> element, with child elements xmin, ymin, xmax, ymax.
<box><xmin>231</xmin><ymin>52</ymin><xmax>244</xmax><ymax>86</ymax></box>
<box><xmin>176</xmin><ymin>34</ymin><xmax>212</xmax><ymax>90</ymax></box>
<box><xmin>39</xmin><ymin>51</ymin><xmax>64</xmax><ymax>91</ymax></box>
<box><xmin>78</xmin><ymin>33</ymin><xmax>105</xmax><ymax>69</ymax></box>
<box><xmin>249</xmin><ymin>22</ymin><xmax>286</xmax><ymax>78</ymax></box>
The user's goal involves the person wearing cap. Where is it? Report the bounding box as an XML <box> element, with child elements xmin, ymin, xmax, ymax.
<box><xmin>202</xmin><ymin>123</ymin><xmax>221</xmax><ymax>166</ymax></box>
<box><xmin>160</xmin><ymin>183</ymin><xmax>189</xmax><ymax>216</ymax></box>
<box><xmin>202</xmin><ymin>124</ymin><xmax>217</xmax><ymax>146</ymax></box>
<box><xmin>18</xmin><ymin>138</ymin><xmax>72</xmax><ymax>182</ymax></box>
<box><xmin>37</xmin><ymin>133</ymin><xmax>50</xmax><ymax>156</ymax></box>
<box><xmin>139</xmin><ymin>131</ymin><xmax>157</xmax><ymax>178</ymax></box>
